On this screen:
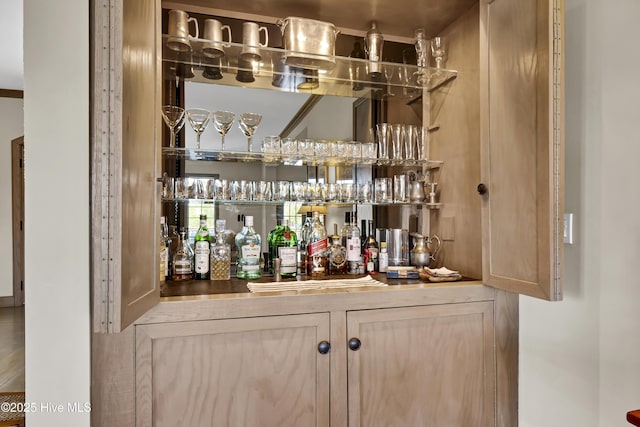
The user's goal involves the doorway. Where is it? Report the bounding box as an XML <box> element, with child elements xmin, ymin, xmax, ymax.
<box><xmin>11</xmin><ymin>136</ymin><xmax>24</xmax><ymax>307</ymax></box>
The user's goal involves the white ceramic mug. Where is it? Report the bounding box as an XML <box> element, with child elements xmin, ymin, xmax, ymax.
<box><xmin>167</xmin><ymin>10</ymin><xmax>199</xmax><ymax>52</ymax></box>
<box><xmin>240</xmin><ymin>22</ymin><xmax>268</xmax><ymax>61</ymax></box>
<box><xmin>202</xmin><ymin>19</ymin><xmax>232</xmax><ymax>58</ymax></box>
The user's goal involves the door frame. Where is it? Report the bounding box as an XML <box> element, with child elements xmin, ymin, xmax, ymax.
<box><xmin>11</xmin><ymin>136</ymin><xmax>25</xmax><ymax>307</ymax></box>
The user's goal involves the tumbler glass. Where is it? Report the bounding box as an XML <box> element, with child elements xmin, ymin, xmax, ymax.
<box><xmin>374</xmin><ymin>177</ymin><xmax>392</xmax><ymax>203</ymax></box>
<box><xmin>393</xmin><ymin>174</ymin><xmax>407</xmax><ymax>203</ymax></box>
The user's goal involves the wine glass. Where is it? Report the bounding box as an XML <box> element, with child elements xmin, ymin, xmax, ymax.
<box><xmin>431</xmin><ymin>36</ymin><xmax>446</xmax><ymax>69</ymax></box>
<box><xmin>238</xmin><ymin>112</ymin><xmax>262</xmax><ymax>152</ymax></box>
<box><xmin>186</xmin><ymin>108</ymin><xmax>211</xmax><ymax>150</ymax></box>
<box><xmin>212</xmin><ymin>111</ymin><xmax>235</xmax><ymax>151</ymax></box>
<box><xmin>161</xmin><ymin>105</ymin><xmax>185</xmax><ymax>148</ymax></box>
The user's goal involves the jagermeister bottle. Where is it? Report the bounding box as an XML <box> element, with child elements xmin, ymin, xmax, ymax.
<box><xmin>172</xmin><ymin>229</ymin><xmax>194</xmax><ymax>281</ymax></box>
<box><xmin>272</xmin><ymin>219</ymin><xmax>298</xmax><ymax>278</ymax></box>
<box><xmin>307</xmin><ymin>211</ymin><xmax>328</xmax><ymax>277</ymax></box>
<box><xmin>194</xmin><ymin>214</ymin><xmax>211</xmax><ymax>280</ymax></box>
<box><xmin>210</xmin><ymin>219</ymin><xmax>231</xmax><ymax>281</ymax></box>
<box><xmin>235</xmin><ymin>216</ymin><xmax>262</xmax><ymax>280</ymax></box>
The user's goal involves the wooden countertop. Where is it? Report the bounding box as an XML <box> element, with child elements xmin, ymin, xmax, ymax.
<box><xmin>160</xmin><ymin>273</ymin><xmax>475</xmax><ymax>297</ymax></box>
<box><xmin>137</xmin><ymin>274</ymin><xmax>490</xmax><ymax>325</ymax></box>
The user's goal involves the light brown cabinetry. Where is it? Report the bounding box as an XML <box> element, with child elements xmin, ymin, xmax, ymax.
<box><xmin>133</xmin><ymin>299</ymin><xmax>494</xmax><ymax>427</ymax></box>
<box><xmin>347</xmin><ymin>303</ymin><xmax>495</xmax><ymax>426</ymax></box>
<box><xmin>91</xmin><ymin>0</ymin><xmax>563</xmax><ymax>333</ymax></box>
<box><xmin>91</xmin><ymin>0</ymin><xmax>563</xmax><ymax>425</ymax></box>
<box><xmin>135</xmin><ymin>313</ymin><xmax>330</xmax><ymax>427</ymax></box>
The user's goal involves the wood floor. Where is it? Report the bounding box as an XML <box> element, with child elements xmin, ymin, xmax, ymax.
<box><xmin>0</xmin><ymin>306</ymin><xmax>24</xmax><ymax>392</ymax></box>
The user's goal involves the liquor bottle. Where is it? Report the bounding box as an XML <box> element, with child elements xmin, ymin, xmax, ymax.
<box><xmin>341</xmin><ymin>211</ymin><xmax>351</xmax><ymax>247</ymax></box>
<box><xmin>363</xmin><ymin>220</ymin><xmax>379</xmax><ymax>273</ymax></box>
<box><xmin>159</xmin><ymin>216</ymin><xmax>169</xmax><ymax>283</ymax></box>
<box><xmin>194</xmin><ymin>214</ymin><xmax>211</xmax><ymax>280</ymax></box>
<box><xmin>297</xmin><ymin>212</ymin><xmax>313</xmax><ymax>276</ymax></box>
<box><xmin>346</xmin><ymin>214</ymin><xmax>361</xmax><ymax>274</ymax></box>
<box><xmin>378</xmin><ymin>241</ymin><xmax>389</xmax><ymax>273</ymax></box>
<box><xmin>272</xmin><ymin>219</ymin><xmax>298</xmax><ymax>278</ymax></box>
<box><xmin>210</xmin><ymin>219</ymin><xmax>231</xmax><ymax>281</ymax></box>
<box><xmin>329</xmin><ymin>224</ymin><xmax>347</xmax><ymax>275</ymax></box>
<box><xmin>235</xmin><ymin>216</ymin><xmax>262</xmax><ymax>280</ymax></box>
<box><xmin>267</xmin><ymin>220</ymin><xmax>284</xmax><ymax>273</ymax></box>
<box><xmin>172</xmin><ymin>229</ymin><xmax>194</xmax><ymax>281</ymax></box>
<box><xmin>307</xmin><ymin>211</ymin><xmax>328</xmax><ymax>277</ymax></box>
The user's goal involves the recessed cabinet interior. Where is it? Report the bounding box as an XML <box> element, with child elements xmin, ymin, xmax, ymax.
<box><xmin>91</xmin><ymin>0</ymin><xmax>563</xmax><ymax>332</ymax></box>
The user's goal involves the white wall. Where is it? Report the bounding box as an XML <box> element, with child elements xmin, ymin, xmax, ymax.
<box><xmin>519</xmin><ymin>0</ymin><xmax>640</xmax><ymax>425</ymax></box>
<box><xmin>0</xmin><ymin>97</ymin><xmax>23</xmax><ymax>297</ymax></box>
<box><xmin>23</xmin><ymin>0</ymin><xmax>90</xmax><ymax>425</ymax></box>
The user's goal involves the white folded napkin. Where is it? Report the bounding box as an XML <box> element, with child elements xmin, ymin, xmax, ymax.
<box><xmin>247</xmin><ymin>275</ymin><xmax>387</xmax><ymax>293</ymax></box>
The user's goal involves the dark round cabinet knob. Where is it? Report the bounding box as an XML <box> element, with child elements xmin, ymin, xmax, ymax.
<box><xmin>477</xmin><ymin>183</ymin><xmax>488</xmax><ymax>195</ymax></box>
<box><xmin>348</xmin><ymin>337</ymin><xmax>361</xmax><ymax>351</ymax></box>
<box><xmin>317</xmin><ymin>340</ymin><xmax>331</xmax><ymax>354</ymax></box>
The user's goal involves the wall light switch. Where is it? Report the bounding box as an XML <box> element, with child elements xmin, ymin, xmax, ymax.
<box><xmin>564</xmin><ymin>213</ymin><xmax>574</xmax><ymax>244</ymax></box>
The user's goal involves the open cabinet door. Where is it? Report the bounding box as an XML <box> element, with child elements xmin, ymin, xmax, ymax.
<box><xmin>479</xmin><ymin>0</ymin><xmax>564</xmax><ymax>300</ymax></box>
<box><xmin>92</xmin><ymin>0</ymin><xmax>162</xmax><ymax>333</ymax></box>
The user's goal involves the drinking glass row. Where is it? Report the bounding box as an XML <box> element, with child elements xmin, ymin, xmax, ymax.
<box><xmin>162</xmin><ymin>176</ymin><xmax>416</xmax><ymax>203</ymax></box>
<box><xmin>373</xmin><ymin>123</ymin><xmax>427</xmax><ymax>162</ymax></box>
<box><xmin>262</xmin><ymin>137</ymin><xmax>376</xmax><ymax>162</ymax></box>
<box><xmin>161</xmin><ymin>105</ymin><xmax>262</xmax><ymax>152</ymax></box>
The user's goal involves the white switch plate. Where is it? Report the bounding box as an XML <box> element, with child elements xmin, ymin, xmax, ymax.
<box><xmin>564</xmin><ymin>213</ymin><xmax>574</xmax><ymax>244</ymax></box>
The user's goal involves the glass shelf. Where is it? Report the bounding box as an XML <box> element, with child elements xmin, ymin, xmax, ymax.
<box><xmin>162</xmin><ymin>197</ymin><xmax>442</xmax><ymax>210</ymax></box>
<box><xmin>162</xmin><ymin>147</ymin><xmax>444</xmax><ymax>169</ymax></box>
<box><xmin>162</xmin><ymin>36</ymin><xmax>457</xmax><ymax>98</ymax></box>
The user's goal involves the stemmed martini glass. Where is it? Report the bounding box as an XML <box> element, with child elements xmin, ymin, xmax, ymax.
<box><xmin>238</xmin><ymin>112</ymin><xmax>262</xmax><ymax>152</ymax></box>
<box><xmin>212</xmin><ymin>110</ymin><xmax>235</xmax><ymax>151</ymax></box>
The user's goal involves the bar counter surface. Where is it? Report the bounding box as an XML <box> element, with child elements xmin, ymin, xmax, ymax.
<box><xmin>160</xmin><ymin>274</ymin><xmax>481</xmax><ymax>297</ymax></box>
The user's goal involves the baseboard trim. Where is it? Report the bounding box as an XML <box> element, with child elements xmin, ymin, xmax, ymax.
<box><xmin>0</xmin><ymin>296</ymin><xmax>16</xmax><ymax>307</ymax></box>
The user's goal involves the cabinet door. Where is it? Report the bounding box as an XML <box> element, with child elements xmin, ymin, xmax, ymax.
<box><xmin>136</xmin><ymin>313</ymin><xmax>331</xmax><ymax>427</ymax></box>
<box><xmin>92</xmin><ymin>0</ymin><xmax>161</xmax><ymax>332</ymax></box>
<box><xmin>480</xmin><ymin>0</ymin><xmax>564</xmax><ymax>300</ymax></box>
<box><xmin>347</xmin><ymin>303</ymin><xmax>495</xmax><ymax>426</ymax></box>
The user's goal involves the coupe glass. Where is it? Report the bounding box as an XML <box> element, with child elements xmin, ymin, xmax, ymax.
<box><xmin>238</xmin><ymin>112</ymin><xmax>262</xmax><ymax>152</ymax></box>
<box><xmin>431</xmin><ymin>36</ymin><xmax>446</xmax><ymax>69</ymax></box>
<box><xmin>212</xmin><ymin>110</ymin><xmax>235</xmax><ymax>151</ymax></box>
<box><xmin>186</xmin><ymin>108</ymin><xmax>211</xmax><ymax>150</ymax></box>
<box><xmin>161</xmin><ymin>105</ymin><xmax>185</xmax><ymax>148</ymax></box>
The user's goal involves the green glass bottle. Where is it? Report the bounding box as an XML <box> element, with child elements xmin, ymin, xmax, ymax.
<box><xmin>267</xmin><ymin>220</ymin><xmax>284</xmax><ymax>274</ymax></box>
<box><xmin>272</xmin><ymin>219</ymin><xmax>298</xmax><ymax>278</ymax></box>
<box><xmin>194</xmin><ymin>214</ymin><xmax>211</xmax><ymax>280</ymax></box>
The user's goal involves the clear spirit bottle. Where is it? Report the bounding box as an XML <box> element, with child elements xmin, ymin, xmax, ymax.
<box><xmin>172</xmin><ymin>229</ymin><xmax>194</xmax><ymax>281</ymax></box>
<box><xmin>346</xmin><ymin>214</ymin><xmax>361</xmax><ymax>274</ymax></box>
<box><xmin>235</xmin><ymin>216</ymin><xmax>262</xmax><ymax>280</ymax></box>
<box><xmin>194</xmin><ymin>214</ymin><xmax>211</xmax><ymax>280</ymax></box>
<box><xmin>210</xmin><ymin>219</ymin><xmax>231</xmax><ymax>281</ymax></box>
